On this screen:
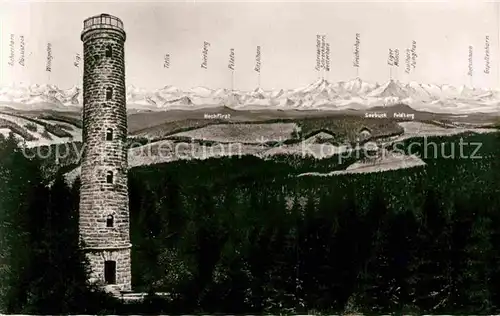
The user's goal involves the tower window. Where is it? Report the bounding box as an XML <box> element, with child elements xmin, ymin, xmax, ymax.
<box><xmin>106</xmin><ymin>214</ymin><xmax>114</xmax><ymax>227</ymax></box>
<box><xmin>105</xmin><ymin>45</ymin><xmax>112</xmax><ymax>58</ymax></box>
<box><xmin>106</xmin><ymin>87</ymin><xmax>113</xmax><ymax>100</ymax></box>
<box><xmin>104</xmin><ymin>261</ymin><xmax>117</xmax><ymax>284</ymax></box>
<box><xmin>106</xmin><ymin>170</ymin><xmax>113</xmax><ymax>184</ymax></box>
<box><xmin>106</xmin><ymin>128</ymin><xmax>113</xmax><ymax>141</ymax></box>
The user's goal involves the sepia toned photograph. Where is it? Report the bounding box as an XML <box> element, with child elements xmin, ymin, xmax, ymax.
<box><xmin>0</xmin><ymin>0</ymin><xmax>499</xmax><ymax>314</ymax></box>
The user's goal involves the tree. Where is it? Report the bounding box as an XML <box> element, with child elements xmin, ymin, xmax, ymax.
<box><xmin>352</xmin><ymin>192</ymin><xmax>393</xmax><ymax>314</ymax></box>
<box><xmin>0</xmin><ymin>133</ymin><xmax>103</xmax><ymax>314</ymax></box>
<box><xmin>0</xmin><ymin>134</ymin><xmax>46</xmax><ymax>313</ymax></box>
<box><xmin>449</xmin><ymin>194</ymin><xmax>492</xmax><ymax>314</ymax></box>
<box><xmin>407</xmin><ymin>188</ymin><xmax>454</xmax><ymax>313</ymax></box>
<box><xmin>22</xmin><ymin>174</ymin><xmax>95</xmax><ymax>314</ymax></box>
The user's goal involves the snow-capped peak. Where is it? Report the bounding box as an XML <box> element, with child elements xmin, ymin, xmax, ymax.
<box><xmin>344</xmin><ymin>77</ymin><xmax>362</xmax><ymax>91</ymax></box>
<box><xmin>294</xmin><ymin>78</ymin><xmax>329</xmax><ymax>94</ymax></box>
<box><xmin>1</xmin><ymin>78</ymin><xmax>499</xmax><ymax>114</ymax></box>
<box><xmin>159</xmin><ymin>85</ymin><xmax>182</xmax><ymax>94</ymax></box>
<box><xmin>344</xmin><ymin>77</ymin><xmax>377</xmax><ymax>95</ymax></box>
<box><xmin>189</xmin><ymin>86</ymin><xmax>213</xmax><ymax>97</ymax></box>
<box><xmin>368</xmin><ymin>79</ymin><xmax>408</xmax><ymax>99</ymax></box>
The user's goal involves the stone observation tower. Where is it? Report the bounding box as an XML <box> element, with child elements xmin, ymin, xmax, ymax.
<box><xmin>79</xmin><ymin>13</ymin><xmax>131</xmax><ymax>292</ymax></box>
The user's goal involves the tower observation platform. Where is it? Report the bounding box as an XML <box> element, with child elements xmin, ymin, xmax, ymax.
<box><xmin>81</xmin><ymin>13</ymin><xmax>126</xmax><ymax>42</ymax></box>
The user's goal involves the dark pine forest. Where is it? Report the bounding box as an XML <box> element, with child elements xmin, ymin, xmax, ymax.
<box><xmin>1</xmin><ymin>131</ymin><xmax>500</xmax><ymax>314</ymax></box>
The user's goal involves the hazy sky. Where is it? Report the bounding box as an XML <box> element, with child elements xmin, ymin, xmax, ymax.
<box><xmin>0</xmin><ymin>0</ymin><xmax>498</xmax><ymax>90</ymax></box>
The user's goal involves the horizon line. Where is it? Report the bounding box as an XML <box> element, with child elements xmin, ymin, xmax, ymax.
<box><xmin>1</xmin><ymin>77</ymin><xmax>497</xmax><ymax>91</ymax></box>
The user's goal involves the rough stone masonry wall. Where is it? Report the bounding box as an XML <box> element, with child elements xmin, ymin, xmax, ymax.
<box><xmin>79</xmin><ymin>26</ymin><xmax>131</xmax><ymax>291</ymax></box>
<box><xmin>79</xmin><ymin>29</ymin><xmax>130</xmax><ymax>249</ymax></box>
<box><xmin>87</xmin><ymin>248</ymin><xmax>132</xmax><ymax>291</ymax></box>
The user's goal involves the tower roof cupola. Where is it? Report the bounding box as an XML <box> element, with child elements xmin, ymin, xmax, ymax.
<box><xmin>81</xmin><ymin>13</ymin><xmax>126</xmax><ymax>42</ymax></box>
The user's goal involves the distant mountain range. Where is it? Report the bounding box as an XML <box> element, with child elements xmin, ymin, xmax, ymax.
<box><xmin>1</xmin><ymin>78</ymin><xmax>499</xmax><ymax>114</ymax></box>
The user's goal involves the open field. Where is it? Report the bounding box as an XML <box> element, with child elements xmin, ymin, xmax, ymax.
<box><xmin>0</xmin><ymin>112</ymin><xmax>81</xmax><ymax>147</ymax></box>
<box><xmin>0</xmin><ymin>104</ymin><xmax>497</xmax><ymax>183</ymax></box>
<box><xmin>0</xmin><ymin>103</ymin><xmax>497</xmax><ymax>141</ymax></box>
